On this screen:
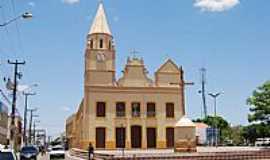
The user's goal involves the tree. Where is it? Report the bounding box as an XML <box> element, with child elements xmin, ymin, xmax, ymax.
<box><xmin>247</xmin><ymin>81</ymin><xmax>270</xmax><ymax>124</ymax></box>
<box><xmin>243</xmin><ymin>81</ymin><xmax>270</xmax><ymax>145</ymax></box>
<box><xmin>241</xmin><ymin>124</ymin><xmax>270</xmax><ymax>145</ymax></box>
<box><xmin>242</xmin><ymin>124</ymin><xmax>257</xmax><ymax>145</ymax></box>
<box><xmin>230</xmin><ymin>125</ymin><xmax>244</xmax><ymax>145</ymax></box>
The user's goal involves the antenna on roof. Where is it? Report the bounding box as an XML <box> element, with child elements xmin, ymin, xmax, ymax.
<box><xmin>130</xmin><ymin>49</ymin><xmax>139</xmax><ymax>58</ymax></box>
<box><xmin>198</xmin><ymin>67</ymin><xmax>208</xmax><ymax>118</ymax></box>
<box><xmin>165</xmin><ymin>53</ymin><xmax>171</xmax><ymax>60</ymax></box>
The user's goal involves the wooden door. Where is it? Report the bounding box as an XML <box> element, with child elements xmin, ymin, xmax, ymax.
<box><xmin>116</xmin><ymin>128</ymin><xmax>125</xmax><ymax>148</ymax></box>
<box><xmin>147</xmin><ymin>128</ymin><xmax>156</xmax><ymax>148</ymax></box>
<box><xmin>131</xmin><ymin>126</ymin><xmax>142</xmax><ymax>148</ymax></box>
<box><xmin>96</xmin><ymin>128</ymin><xmax>105</xmax><ymax>148</ymax></box>
<box><xmin>166</xmin><ymin>128</ymin><xmax>174</xmax><ymax>148</ymax></box>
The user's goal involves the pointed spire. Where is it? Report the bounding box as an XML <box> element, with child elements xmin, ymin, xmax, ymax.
<box><xmin>89</xmin><ymin>2</ymin><xmax>112</xmax><ymax>35</ymax></box>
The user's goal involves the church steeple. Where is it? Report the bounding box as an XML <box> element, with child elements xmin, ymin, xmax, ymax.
<box><xmin>85</xmin><ymin>2</ymin><xmax>115</xmax><ymax>86</ymax></box>
<box><xmin>89</xmin><ymin>2</ymin><xmax>112</xmax><ymax>35</ymax></box>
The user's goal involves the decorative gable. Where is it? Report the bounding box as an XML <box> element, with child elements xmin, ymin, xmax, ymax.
<box><xmin>156</xmin><ymin>59</ymin><xmax>181</xmax><ymax>73</ymax></box>
<box><xmin>118</xmin><ymin>57</ymin><xmax>153</xmax><ymax>87</ymax></box>
<box><xmin>155</xmin><ymin>59</ymin><xmax>182</xmax><ymax>87</ymax></box>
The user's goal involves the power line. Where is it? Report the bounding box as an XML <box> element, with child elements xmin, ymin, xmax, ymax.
<box><xmin>9</xmin><ymin>0</ymin><xmax>25</xmax><ymax>58</ymax></box>
<box><xmin>0</xmin><ymin>3</ymin><xmax>18</xmax><ymax>58</ymax></box>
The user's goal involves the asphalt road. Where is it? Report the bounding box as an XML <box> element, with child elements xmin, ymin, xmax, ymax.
<box><xmin>19</xmin><ymin>152</ymin><xmax>81</xmax><ymax>160</ymax></box>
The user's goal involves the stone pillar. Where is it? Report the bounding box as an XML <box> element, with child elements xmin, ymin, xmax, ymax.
<box><xmin>142</xmin><ymin>125</ymin><xmax>147</xmax><ymax>149</ymax></box>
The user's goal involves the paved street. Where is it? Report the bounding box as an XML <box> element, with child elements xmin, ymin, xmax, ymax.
<box><xmin>18</xmin><ymin>152</ymin><xmax>81</xmax><ymax>160</ymax></box>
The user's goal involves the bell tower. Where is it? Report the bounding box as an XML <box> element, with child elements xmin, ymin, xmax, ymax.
<box><xmin>85</xmin><ymin>2</ymin><xmax>115</xmax><ymax>86</ymax></box>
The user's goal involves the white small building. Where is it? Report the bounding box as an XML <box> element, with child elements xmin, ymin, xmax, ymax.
<box><xmin>194</xmin><ymin>122</ymin><xmax>209</xmax><ymax>145</ymax></box>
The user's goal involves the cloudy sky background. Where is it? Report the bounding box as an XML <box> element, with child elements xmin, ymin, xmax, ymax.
<box><xmin>0</xmin><ymin>0</ymin><xmax>269</xmax><ymax>136</ymax></box>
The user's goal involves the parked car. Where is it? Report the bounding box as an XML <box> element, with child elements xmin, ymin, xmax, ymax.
<box><xmin>20</xmin><ymin>145</ymin><xmax>39</xmax><ymax>160</ymax></box>
<box><xmin>0</xmin><ymin>148</ymin><xmax>18</xmax><ymax>160</ymax></box>
<box><xmin>255</xmin><ymin>138</ymin><xmax>270</xmax><ymax>146</ymax></box>
<box><xmin>49</xmin><ymin>145</ymin><xmax>65</xmax><ymax>159</ymax></box>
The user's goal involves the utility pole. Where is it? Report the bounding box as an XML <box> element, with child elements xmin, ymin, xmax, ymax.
<box><xmin>170</xmin><ymin>67</ymin><xmax>194</xmax><ymax>115</ymax></box>
<box><xmin>28</xmin><ymin>108</ymin><xmax>38</xmax><ymax>144</ymax></box>
<box><xmin>33</xmin><ymin>120</ymin><xmax>40</xmax><ymax>145</ymax></box>
<box><xmin>8</xmin><ymin>60</ymin><xmax>25</xmax><ymax>149</ymax></box>
<box><xmin>199</xmin><ymin>68</ymin><xmax>208</xmax><ymax>118</ymax></box>
<box><xmin>23</xmin><ymin>92</ymin><xmax>36</xmax><ymax>146</ymax></box>
<box><xmin>33</xmin><ymin>122</ymin><xmax>36</xmax><ymax>145</ymax></box>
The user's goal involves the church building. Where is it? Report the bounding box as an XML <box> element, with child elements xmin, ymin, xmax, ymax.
<box><xmin>66</xmin><ymin>3</ymin><xmax>195</xmax><ymax>150</ymax></box>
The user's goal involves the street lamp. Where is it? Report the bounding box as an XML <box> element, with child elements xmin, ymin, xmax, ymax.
<box><xmin>18</xmin><ymin>83</ymin><xmax>38</xmax><ymax>93</ymax></box>
<box><xmin>208</xmin><ymin>92</ymin><xmax>223</xmax><ymax>147</ymax></box>
<box><xmin>0</xmin><ymin>12</ymin><xmax>32</xmax><ymax>27</ymax></box>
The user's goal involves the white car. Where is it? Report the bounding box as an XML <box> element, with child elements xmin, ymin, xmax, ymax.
<box><xmin>0</xmin><ymin>148</ymin><xmax>18</xmax><ymax>160</ymax></box>
<box><xmin>49</xmin><ymin>145</ymin><xmax>65</xmax><ymax>159</ymax></box>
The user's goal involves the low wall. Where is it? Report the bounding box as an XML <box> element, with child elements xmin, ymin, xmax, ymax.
<box><xmin>69</xmin><ymin>148</ymin><xmax>270</xmax><ymax>160</ymax></box>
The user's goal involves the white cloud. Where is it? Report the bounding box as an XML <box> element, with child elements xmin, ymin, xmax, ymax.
<box><xmin>62</xmin><ymin>0</ymin><xmax>80</xmax><ymax>5</ymax></box>
<box><xmin>61</xmin><ymin>106</ymin><xmax>71</xmax><ymax>112</ymax></box>
<box><xmin>194</xmin><ymin>0</ymin><xmax>240</xmax><ymax>12</ymax></box>
<box><xmin>28</xmin><ymin>2</ymin><xmax>35</xmax><ymax>7</ymax></box>
<box><xmin>113</xmin><ymin>16</ymin><xmax>119</xmax><ymax>22</ymax></box>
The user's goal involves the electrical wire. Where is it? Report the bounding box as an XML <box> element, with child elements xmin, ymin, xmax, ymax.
<box><xmin>0</xmin><ymin>2</ymin><xmax>17</xmax><ymax>59</ymax></box>
<box><xmin>10</xmin><ymin>0</ymin><xmax>25</xmax><ymax>58</ymax></box>
<box><xmin>0</xmin><ymin>2</ymin><xmax>14</xmax><ymax>83</ymax></box>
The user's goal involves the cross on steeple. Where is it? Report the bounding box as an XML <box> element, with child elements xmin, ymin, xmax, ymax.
<box><xmin>130</xmin><ymin>49</ymin><xmax>139</xmax><ymax>58</ymax></box>
<box><xmin>165</xmin><ymin>53</ymin><xmax>171</xmax><ymax>60</ymax></box>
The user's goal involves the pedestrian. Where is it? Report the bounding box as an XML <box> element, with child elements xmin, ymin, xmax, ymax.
<box><xmin>41</xmin><ymin>145</ymin><xmax>46</xmax><ymax>156</ymax></box>
<box><xmin>88</xmin><ymin>142</ymin><xmax>94</xmax><ymax>160</ymax></box>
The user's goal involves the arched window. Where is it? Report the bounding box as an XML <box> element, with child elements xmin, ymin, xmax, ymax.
<box><xmin>90</xmin><ymin>40</ymin><xmax>93</xmax><ymax>49</ymax></box>
<box><xmin>108</xmin><ymin>40</ymin><xmax>112</xmax><ymax>50</ymax></box>
<box><xmin>99</xmin><ymin>39</ymin><xmax>103</xmax><ymax>49</ymax></box>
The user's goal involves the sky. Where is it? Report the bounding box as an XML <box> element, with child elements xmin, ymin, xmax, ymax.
<box><xmin>0</xmin><ymin>0</ymin><xmax>269</xmax><ymax>136</ymax></box>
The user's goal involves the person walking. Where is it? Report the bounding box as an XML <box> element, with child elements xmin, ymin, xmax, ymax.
<box><xmin>88</xmin><ymin>142</ymin><xmax>94</xmax><ymax>160</ymax></box>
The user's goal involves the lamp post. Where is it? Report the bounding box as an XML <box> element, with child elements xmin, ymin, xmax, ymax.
<box><xmin>208</xmin><ymin>92</ymin><xmax>223</xmax><ymax>147</ymax></box>
<box><xmin>0</xmin><ymin>12</ymin><xmax>32</xmax><ymax>27</ymax></box>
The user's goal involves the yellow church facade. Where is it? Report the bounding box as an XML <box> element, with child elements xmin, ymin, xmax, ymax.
<box><xmin>66</xmin><ymin>3</ymin><xmax>194</xmax><ymax>150</ymax></box>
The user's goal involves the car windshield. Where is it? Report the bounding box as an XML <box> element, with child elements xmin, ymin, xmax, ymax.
<box><xmin>21</xmin><ymin>146</ymin><xmax>37</xmax><ymax>153</ymax></box>
<box><xmin>52</xmin><ymin>147</ymin><xmax>64</xmax><ymax>151</ymax></box>
<box><xmin>0</xmin><ymin>152</ymin><xmax>15</xmax><ymax>160</ymax></box>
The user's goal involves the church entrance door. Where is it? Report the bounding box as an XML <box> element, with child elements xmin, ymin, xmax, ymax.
<box><xmin>116</xmin><ymin>127</ymin><xmax>125</xmax><ymax>148</ymax></box>
<box><xmin>166</xmin><ymin>128</ymin><xmax>174</xmax><ymax>148</ymax></box>
<box><xmin>147</xmin><ymin>128</ymin><xmax>156</xmax><ymax>148</ymax></box>
<box><xmin>96</xmin><ymin>127</ymin><xmax>105</xmax><ymax>148</ymax></box>
<box><xmin>131</xmin><ymin>125</ymin><xmax>142</xmax><ymax>148</ymax></box>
